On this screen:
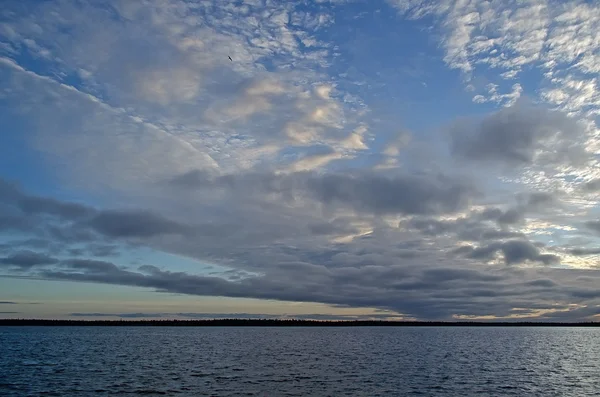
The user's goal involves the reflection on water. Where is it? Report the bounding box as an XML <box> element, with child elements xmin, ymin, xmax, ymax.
<box><xmin>1</xmin><ymin>326</ymin><xmax>599</xmax><ymax>396</ymax></box>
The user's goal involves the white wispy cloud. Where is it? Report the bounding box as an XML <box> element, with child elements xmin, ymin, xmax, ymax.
<box><xmin>0</xmin><ymin>0</ymin><xmax>371</xmax><ymax>183</ymax></box>
<box><xmin>389</xmin><ymin>0</ymin><xmax>600</xmax><ymax>117</ymax></box>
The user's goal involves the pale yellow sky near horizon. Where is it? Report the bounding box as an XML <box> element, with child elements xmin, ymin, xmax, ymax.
<box><xmin>0</xmin><ymin>278</ymin><xmax>406</xmax><ymax>320</ymax></box>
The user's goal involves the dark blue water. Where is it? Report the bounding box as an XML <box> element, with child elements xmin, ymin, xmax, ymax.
<box><xmin>1</xmin><ymin>327</ymin><xmax>599</xmax><ymax>396</ymax></box>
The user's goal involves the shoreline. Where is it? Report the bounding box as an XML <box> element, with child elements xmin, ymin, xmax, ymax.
<box><xmin>1</xmin><ymin>319</ymin><xmax>599</xmax><ymax>327</ymax></box>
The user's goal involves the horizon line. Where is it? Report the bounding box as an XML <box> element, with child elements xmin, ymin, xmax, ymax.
<box><xmin>2</xmin><ymin>319</ymin><xmax>599</xmax><ymax>327</ymax></box>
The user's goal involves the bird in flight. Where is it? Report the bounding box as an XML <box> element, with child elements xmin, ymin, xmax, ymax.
<box><xmin>228</xmin><ymin>56</ymin><xmax>233</xmax><ymax>61</ymax></box>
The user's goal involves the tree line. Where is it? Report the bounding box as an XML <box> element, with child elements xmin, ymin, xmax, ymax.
<box><xmin>1</xmin><ymin>319</ymin><xmax>599</xmax><ymax>326</ymax></box>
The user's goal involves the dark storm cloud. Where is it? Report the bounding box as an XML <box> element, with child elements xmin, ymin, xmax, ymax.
<box><xmin>459</xmin><ymin>240</ymin><xmax>560</xmax><ymax>265</ymax></box>
<box><xmin>169</xmin><ymin>170</ymin><xmax>475</xmax><ymax>216</ymax></box>
<box><xmin>450</xmin><ymin>103</ymin><xmax>587</xmax><ymax>166</ymax></box>
<box><xmin>0</xmin><ymin>250</ymin><xmax>59</xmax><ymax>269</ymax></box>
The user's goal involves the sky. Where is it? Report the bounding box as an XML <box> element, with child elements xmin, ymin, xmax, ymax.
<box><xmin>1</xmin><ymin>0</ymin><xmax>600</xmax><ymax>322</ymax></box>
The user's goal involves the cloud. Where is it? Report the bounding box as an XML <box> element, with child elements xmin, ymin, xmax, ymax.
<box><xmin>473</xmin><ymin>83</ymin><xmax>523</xmax><ymax>107</ymax></box>
<box><xmin>0</xmin><ymin>251</ymin><xmax>59</xmax><ymax>269</ymax></box>
<box><xmin>23</xmin><ymin>257</ymin><xmax>600</xmax><ymax>320</ymax></box>
<box><xmin>585</xmin><ymin>221</ymin><xmax>600</xmax><ymax>235</ymax></box>
<box><xmin>478</xmin><ymin>208</ymin><xmax>523</xmax><ymax>225</ymax></box>
<box><xmin>87</xmin><ymin>210</ymin><xmax>191</xmax><ymax>238</ymax></box>
<box><xmin>286</xmin><ymin>149</ymin><xmax>345</xmax><ymax>172</ymax></box>
<box><xmin>2</xmin><ymin>180</ymin><xmax>590</xmax><ymax>320</ymax></box>
<box><xmin>171</xmin><ymin>170</ymin><xmax>475</xmax><ymax>216</ymax></box>
<box><xmin>450</xmin><ymin>102</ymin><xmax>589</xmax><ymax>168</ymax></box>
<box><xmin>0</xmin><ymin>176</ymin><xmax>194</xmax><ymax>243</ymax></box>
<box><xmin>459</xmin><ymin>240</ymin><xmax>560</xmax><ymax>266</ymax></box>
<box><xmin>0</xmin><ymin>0</ymin><xmax>370</xmax><ymax>192</ymax></box>
<box><xmin>569</xmin><ymin>248</ymin><xmax>600</xmax><ymax>257</ymax></box>
<box><xmin>306</xmin><ymin>172</ymin><xmax>474</xmax><ymax>215</ymax></box>
<box><xmin>0</xmin><ymin>178</ymin><xmax>93</xmax><ymax>220</ymax></box>
<box><xmin>405</xmin><ymin>215</ymin><xmax>526</xmax><ymax>242</ymax></box>
<box><xmin>582</xmin><ymin>179</ymin><xmax>600</xmax><ymax>192</ymax></box>
<box><xmin>3</xmin><ymin>0</ymin><xmax>600</xmax><ymax>323</ymax></box>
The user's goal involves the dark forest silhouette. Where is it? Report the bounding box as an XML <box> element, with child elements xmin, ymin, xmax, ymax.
<box><xmin>1</xmin><ymin>319</ymin><xmax>599</xmax><ymax>326</ymax></box>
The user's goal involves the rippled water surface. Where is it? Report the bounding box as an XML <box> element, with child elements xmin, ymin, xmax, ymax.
<box><xmin>1</xmin><ymin>326</ymin><xmax>600</xmax><ymax>396</ymax></box>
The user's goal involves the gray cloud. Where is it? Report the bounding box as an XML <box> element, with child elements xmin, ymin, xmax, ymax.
<box><xmin>7</xmin><ymin>250</ymin><xmax>597</xmax><ymax>320</ymax></box>
<box><xmin>170</xmin><ymin>170</ymin><xmax>475</xmax><ymax>216</ymax></box>
<box><xmin>451</xmin><ymin>103</ymin><xmax>588</xmax><ymax>167</ymax></box>
<box><xmin>0</xmin><ymin>215</ymin><xmax>34</xmax><ymax>233</ymax></box>
<box><xmin>583</xmin><ymin>179</ymin><xmax>600</xmax><ymax>192</ymax></box>
<box><xmin>2</xmin><ymin>176</ymin><xmax>589</xmax><ymax>321</ymax></box>
<box><xmin>484</xmin><ymin>208</ymin><xmax>523</xmax><ymax>225</ymax></box>
<box><xmin>585</xmin><ymin>221</ymin><xmax>600</xmax><ymax>235</ymax></box>
<box><xmin>525</xmin><ymin>192</ymin><xmax>555</xmax><ymax>208</ymax></box>
<box><xmin>307</xmin><ymin>173</ymin><xmax>473</xmax><ymax>215</ymax></box>
<box><xmin>0</xmin><ymin>178</ymin><xmax>93</xmax><ymax>220</ymax></box>
<box><xmin>569</xmin><ymin>248</ymin><xmax>600</xmax><ymax>256</ymax></box>
<box><xmin>87</xmin><ymin>210</ymin><xmax>190</xmax><ymax>238</ymax></box>
<box><xmin>459</xmin><ymin>240</ymin><xmax>559</xmax><ymax>265</ymax></box>
<box><xmin>18</xmin><ymin>195</ymin><xmax>92</xmax><ymax>220</ymax></box>
<box><xmin>405</xmin><ymin>215</ymin><xmax>525</xmax><ymax>242</ymax></box>
<box><xmin>0</xmin><ymin>177</ymin><xmax>191</xmax><ymax>245</ymax></box>
<box><xmin>62</xmin><ymin>259</ymin><xmax>122</xmax><ymax>273</ymax></box>
<box><xmin>0</xmin><ymin>250</ymin><xmax>59</xmax><ymax>269</ymax></box>
<box><xmin>0</xmin><ymin>177</ymin><xmax>587</xmax><ymax>321</ymax></box>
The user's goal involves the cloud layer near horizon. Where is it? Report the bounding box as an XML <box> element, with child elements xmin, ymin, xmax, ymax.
<box><xmin>2</xmin><ymin>0</ymin><xmax>600</xmax><ymax>321</ymax></box>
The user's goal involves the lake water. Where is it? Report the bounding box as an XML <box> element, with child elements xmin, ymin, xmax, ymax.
<box><xmin>1</xmin><ymin>326</ymin><xmax>599</xmax><ymax>396</ymax></box>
